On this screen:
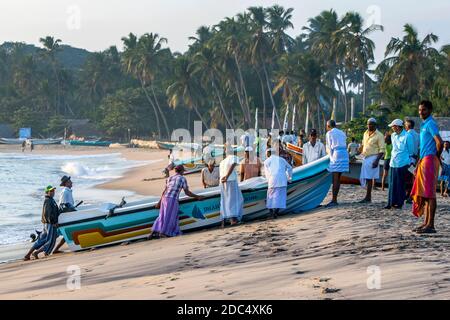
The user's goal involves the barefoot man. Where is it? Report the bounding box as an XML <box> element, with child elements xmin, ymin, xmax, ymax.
<box><xmin>412</xmin><ymin>100</ymin><xmax>443</xmax><ymax>234</ymax></box>
<box><xmin>24</xmin><ymin>186</ymin><xmax>60</xmax><ymax>260</ymax></box>
<box><xmin>325</xmin><ymin>120</ymin><xmax>349</xmax><ymax>207</ymax></box>
<box><xmin>359</xmin><ymin>118</ymin><xmax>385</xmax><ymax>203</ymax></box>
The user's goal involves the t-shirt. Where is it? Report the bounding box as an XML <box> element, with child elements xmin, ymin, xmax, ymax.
<box><xmin>219</xmin><ymin>155</ymin><xmax>240</xmax><ymax>181</ymax></box>
<box><xmin>201</xmin><ymin>167</ymin><xmax>220</xmax><ymax>187</ymax></box>
<box><xmin>441</xmin><ymin>149</ymin><xmax>450</xmax><ymax>165</ymax></box>
<box><xmin>384</xmin><ymin>144</ymin><xmax>393</xmax><ymax>160</ymax></box>
<box><xmin>420</xmin><ymin>116</ymin><xmax>440</xmax><ymax>159</ymax></box>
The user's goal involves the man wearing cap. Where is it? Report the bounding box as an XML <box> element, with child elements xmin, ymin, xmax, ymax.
<box><xmin>264</xmin><ymin>147</ymin><xmax>293</xmax><ymax>219</ymax></box>
<box><xmin>302</xmin><ymin>130</ymin><xmax>326</xmax><ymax>165</ymax></box>
<box><xmin>23</xmin><ymin>186</ymin><xmax>61</xmax><ymax>260</ymax></box>
<box><xmin>201</xmin><ymin>160</ymin><xmax>220</xmax><ymax>188</ymax></box>
<box><xmin>385</xmin><ymin>119</ymin><xmax>415</xmax><ymax>209</ymax></box>
<box><xmin>359</xmin><ymin>118</ymin><xmax>385</xmax><ymax>203</ymax></box>
<box><xmin>240</xmin><ymin>146</ymin><xmax>262</xmax><ymax>182</ymax></box>
<box><xmin>53</xmin><ymin>176</ymin><xmax>76</xmax><ymax>254</ymax></box>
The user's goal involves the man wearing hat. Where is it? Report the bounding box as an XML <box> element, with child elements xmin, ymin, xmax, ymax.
<box><xmin>386</xmin><ymin>119</ymin><xmax>415</xmax><ymax>209</ymax></box>
<box><xmin>240</xmin><ymin>146</ymin><xmax>262</xmax><ymax>182</ymax></box>
<box><xmin>359</xmin><ymin>118</ymin><xmax>385</xmax><ymax>203</ymax></box>
<box><xmin>53</xmin><ymin>176</ymin><xmax>76</xmax><ymax>254</ymax></box>
<box><xmin>23</xmin><ymin>185</ymin><xmax>61</xmax><ymax>260</ymax></box>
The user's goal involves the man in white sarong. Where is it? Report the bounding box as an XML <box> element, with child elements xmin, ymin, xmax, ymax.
<box><xmin>264</xmin><ymin>148</ymin><xmax>293</xmax><ymax>219</ymax></box>
<box><xmin>325</xmin><ymin>120</ymin><xmax>350</xmax><ymax>207</ymax></box>
<box><xmin>219</xmin><ymin>147</ymin><xmax>244</xmax><ymax>227</ymax></box>
<box><xmin>359</xmin><ymin>118</ymin><xmax>385</xmax><ymax>203</ymax></box>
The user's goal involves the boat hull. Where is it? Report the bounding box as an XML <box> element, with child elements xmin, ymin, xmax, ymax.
<box><xmin>68</xmin><ymin>140</ymin><xmax>112</xmax><ymax>147</ymax></box>
<box><xmin>58</xmin><ymin>157</ymin><xmax>331</xmax><ymax>252</ymax></box>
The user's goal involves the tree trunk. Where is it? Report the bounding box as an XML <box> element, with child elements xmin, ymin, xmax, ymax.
<box><xmin>362</xmin><ymin>66</ymin><xmax>366</xmax><ymax>115</ymax></box>
<box><xmin>212</xmin><ymin>80</ymin><xmax>233</xmax><ymax>128</ymax></box>
<box><xmin>151</xmin><ymin>85</ymin><xmax>170</xmax><ymax>139</ymax></box>
<box><xmin>140</xmin><ymin>81</ymin><xmax>161</xmax><ymax>139</ymax></box>
<box><xmin>340</xmin><ymin>70</ymin><xmax>348</xmax><ymax>123</ymax></box>
<box><xmin>234</xmin><ymin>81</ymin><xmax>250</xmax><ymax>127</ymax></box>
<box><xmin>234</xmin><ymin>53</ymin><xmax>251</xmax><ymax>124</ymax></box>
<box><xmin>192</xmin><ymin>104</ymin><xmax>208</xmax><ymax>130</ymax></box>
<box><xmin>262</xmin><ymin>60</ymin><xmax>281</xmax><ymax>128</ymax></box>
<box><xmin>255</xmin><ymin>68</ymin><xmax>267</xmax><ymax>128</ymax></box>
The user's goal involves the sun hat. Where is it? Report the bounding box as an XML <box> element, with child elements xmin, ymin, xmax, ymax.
<box><xmin>60</xmin><ymin>175</ymin><xmax>71</xmax><ymax>186</ymax></box>
<box><xmin>388</xmin><ymin>119</ymin><xmax>404</xmax><ymax>127</ymax></box>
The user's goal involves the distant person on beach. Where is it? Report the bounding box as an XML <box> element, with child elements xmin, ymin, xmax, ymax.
<box><xmin>281</xmin><ymin>130</ymin><xmax>293</xmax><ymax>145</ymax></box>
<box><xmin>405</xmin><ymin>119</ymin><xmax>420</xmax><ymax>158</ymax></box>
<box><xmin>240</xmin><ymin>146</ymin><xmax>262</xmax><ymax>181</ymax></box>
<box><xmin>219</xmin><ymin>147</ymin><xmax>244</xmax><ymax>227</ymax></box>
<box><xmin>201</xmin><ymin>160</ymin><xmax>220</xmax><ymax>188</ymax></box>
<box><xmin>264</xmin><ymin>148</ymin><xmax>293</xmax><ymax>219</ymax></box>
<box><xmin>29</xmin><ymin>140</ymin><xmax>34</xmax><ymax>152</ymax></box>
<box><xmin>298</xmin><ymin>129</ymin><xmax>306</xmax><ymax>147</ymax></box>
<box><xmin>291</xmin><ymin>131</ymin><xmax>298</xmax><ymax>146</ymax></box>
<box><xmin>240</xmin><ymin>131</ymin><xmax>255</xmax><ymax>149</ymax></box>
<box><xmin>23</xmin><ymin>186</ymin><xmax>61</xmax><ymax>260</ymax></box>
<box><xmin>302</xmin><ymin>129</ymin><xmax>326</xmax><ymax>165</ymax></box>
<box><xmin>385</xmin><ymin>120</ymin><xmax>415</xmax><ymax>210</ymax></box>
<box><xmin>21</xmin><ymin>140</ymin><xmax>26</xmax><ymax>152</ymax></box>
<box><xmin>439</xmin><ymin>141</ymin><xmax>450</xmax><ymax>197</ymax></box>
<box><xmin>325</xmin><ymin>120</ymin><xmax>349</xmax><ymax>207</ymax></box>
<box><xmin>381</xmin><ymin>132</ymin><xmax>392</xmax><ymax>191</ymax></box>
<box><xmin>163</xmin><ymin>149</ymin><xmax>175</xmax><ymax>177</ymax></box>
<box><xmin>358</xmin><ymin>118</ymin><xmax>385</xmax><ymax>203</ymax></box>
<box><xmin>53</xmin><ymin>176</ymin><xmax>76</xmax><ymax>254</ymax></box>
<box><xmin>150</xmin><ymin>165</ymin><xmax>203</xmax><ymax>239</ymax></box>
<box><xmin>411</xmin><ymin>100</ymin><xmax>443</xmax><ymax>234</ymax></box>
<box><xmin>347</xmin><ymin>138</ymin><xmax>359</xmax><ymax>160</ymax></box>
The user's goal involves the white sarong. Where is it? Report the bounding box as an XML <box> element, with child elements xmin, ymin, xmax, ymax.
<box><xmin>220</xmin><ymin>180</ymin><xmax>243</xmax><ymax>220</ymax></box>
<box><xmin>266</xmin><ymin>187</ymin><xmax>287</xmax><ymax>209</ymax></box>
<box><xmin>327</xmin><ymin>147</ymin><xmax>349</xmax><ymax>173</ymax></box>
<box><xmin>360</xmin><ymin>155</ymin><xmax>380</xmax><ymax>187</ymax></box>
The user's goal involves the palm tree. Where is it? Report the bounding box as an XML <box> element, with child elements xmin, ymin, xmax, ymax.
<box><xmin>39</xmin><ymin>36</ymin><xmax>62</xmax><ymax>114</ymax></box>
<box><xmin>166</xmin><ymin>56</ymin><xmax>208</xmax><ymax>127</ymax></box>
<box><xmin>191</xmin><ymin>45</ymin><xmax>233</xmax><ymax>128</ymax></box>
<box><xmin>379</xmin><ymin>24</ymin><xmax>439</xmax><ymax>102</ymax></box>
<box><xmin>335</xmin><ymin>12</ymin><xmax>383</xmax><ymax>114</ymax></box>
<box><xmin>247</xmin><ymin>6</ymin><xmax>280</xmax><ymax>128</ymax></box>
<box><xmin>267</xmin><ymin>5</ymin><xmax>295</xmax><ymax>54</ymax></box>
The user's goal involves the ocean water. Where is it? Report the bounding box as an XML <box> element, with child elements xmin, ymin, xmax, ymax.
<box><xmin>0</xmin><ymin>152</ymin><xmax>152</xmax><ymax>247</ymax></box>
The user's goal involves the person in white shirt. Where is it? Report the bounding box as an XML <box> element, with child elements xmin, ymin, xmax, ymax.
<box><xmin>219</xmin><ymin>147</ymin><xmax>244</xmax><ymax>227</ymax></box>
<box><xmin>53</xmin><ymin>176</ymin><xmax>76</xmax><ymax>254</ymax></box>
<box><xmin>201</xmin><ymin>160</ymin><xmax>220</xmax><ymax>188</ymax></box>
<box><xmin>281</xmin><ymin>131</ymin><xmax>293</xmax><ymax>145</ymax></box>
<box><xmin>240</xmin><ymin>131</ymin><xmax>255</xmax><ymax>149</ymax></box>
<box><xmin>264</xmin><ymin>148</ymin><xmax>293</xmax><ymax>219</ymax></box>
<box><xmin>439</xmin><ymin>141</ymin><xmax>450</xmax><ymax>197</ymax></box>
<box><xmin>325</xmin><ymin>120</ymin><xmax>349</xmax><ymax>207</ymax></box>
<box><xmin>302</xmin><ymin>130</ymin><xmax>326</xmax><ymax>165</ymax></box>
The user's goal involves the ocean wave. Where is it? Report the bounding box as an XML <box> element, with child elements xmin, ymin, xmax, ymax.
<box><xmin>0</xmin><ymin>153</ymin><xmax>122</xmax><ymax>161</ymax></box>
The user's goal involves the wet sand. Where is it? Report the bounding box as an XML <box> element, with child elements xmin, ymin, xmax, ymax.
<box><xmin>1</xmin><ymin>144</ymin><xmax>449</xmax><ymax>299</ymax></box>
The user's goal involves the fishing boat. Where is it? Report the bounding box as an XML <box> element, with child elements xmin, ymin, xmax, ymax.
<box><xmin>68</xmin><ymin>140</ymin><xmax>112</xmax><ymax>147</ymax></box>
<box><xmin>286</xmin><ymin>143</ymin><xmax>303</xmax><ymax>166</ymax></box>
<box><xmin>156</xmin><ymin>141</ymin><xmax>176</xmax><ymax>150</ymax></box>
<box><xmin>0</xmin><ymin>138</ymin><xmax>62</xmax><ymax>145</ymax></box>
<box><xmin>58</xmin><ymin>156</ymin><xmax>332</xmax><ymax>252</ymax></box>
<box><xmin>341</xmin><ymin>158</ymin><xmax>385</xmax><ymax>185</ymax></box>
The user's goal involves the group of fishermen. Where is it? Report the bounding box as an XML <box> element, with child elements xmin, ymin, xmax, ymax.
<box><xmin>23</xmin><ymin>100</ymin><xmax>448</xmax><ymax>259</ymax></box>
<box><xmin>327</xmin><ymin>100</ymin><xmax>447</xmax><ymax>234</ymax></box>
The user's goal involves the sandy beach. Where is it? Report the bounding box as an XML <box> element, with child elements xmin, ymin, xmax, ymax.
<box><xmin>0</xmin><ymin>144</ymin><xmax>449</xmax><ymax>299</ymax></box>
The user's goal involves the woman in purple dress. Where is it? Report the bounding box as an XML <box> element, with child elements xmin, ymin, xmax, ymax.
<box><xmin>149</xmin><ymin>165</ymin><xmax>203</xmax><ymax>239</ymax></box>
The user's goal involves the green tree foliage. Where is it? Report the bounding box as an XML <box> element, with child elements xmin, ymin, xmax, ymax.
<box><xmin>0</xmin><ymin>6</ymin><xmax>448</xmax><ymax>140</ymax></box>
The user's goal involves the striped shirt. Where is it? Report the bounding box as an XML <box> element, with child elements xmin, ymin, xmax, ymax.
<box><xmin>165</xmin><ymin>174</ymin><xmax>188</xmax><ymax>199</ymax></box>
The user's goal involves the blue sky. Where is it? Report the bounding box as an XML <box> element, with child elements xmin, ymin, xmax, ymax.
<box><xmin>0</xmin><ymin>0</ymin><xmax>449</xmax><ymax>64</ymax></box>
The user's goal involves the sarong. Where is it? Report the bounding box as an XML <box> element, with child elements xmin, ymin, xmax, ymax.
<box><xmin>360</xmin><ymin>155</ymin><xmax>380</xmax><ymax>187</ymax></box>
<box><xmin>411</xmin><ymin>155</ymin><xmax>440</xmax><ymax>217</ymax></box>
<box><xmin>388</xmin><ymin>165</ymin><xmax>409</xmax><ymax>207</ymax></box>
<box><xmin>32</xmin><ymin>223</ymin><xmax>58</xmax><ymax>255</ymax></box>
<box><xmin>266</xmin><ymin>187</ymin><xmax>287</xmax><ymax>209</ymax></box>
<box><xmin>220</xmin><ymin>180</ymin><xmax>243</xmax><ymax>220</ymax></box>
<box><xmin>438</xmin><ymin>163</ymin><xmax>450</xmax><ymax>183</ymax></box>
<box><xmin>152</xmin><ymin>196</ymin><xmax>182</xmax><ymax>237</ymax></box>
<box><xmin>327</xmin><ymin>147</ymin><xmax>349</xmax><ymax>173</ymax></box>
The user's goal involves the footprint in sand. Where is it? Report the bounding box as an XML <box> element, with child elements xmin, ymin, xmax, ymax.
<box><xmin>322</xmin><ymin>288</ymin><xmax>341</xmax><ymax>294</ymax></box>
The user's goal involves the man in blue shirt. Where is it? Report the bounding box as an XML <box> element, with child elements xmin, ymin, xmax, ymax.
<box><xmin>385</xmin><ymin>119</ymin><xmax>415</xmax><ymax>209</ymax></box>
<box><xmin>411</xmin><ymin>101</ymin><xmax>443</xmax><ymax>234</ymax></box>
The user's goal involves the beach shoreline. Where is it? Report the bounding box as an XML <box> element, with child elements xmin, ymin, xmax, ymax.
<box><xmin>1</xmin><ymin>144</ymin><xmax>449</xmax><ymax>299</ymax></box>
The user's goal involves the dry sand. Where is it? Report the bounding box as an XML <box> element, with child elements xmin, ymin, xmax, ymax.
<box><xmin>1</xmin><ymin>144</ymin><xmax>449</xmax><ymax>299</ymax></box>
